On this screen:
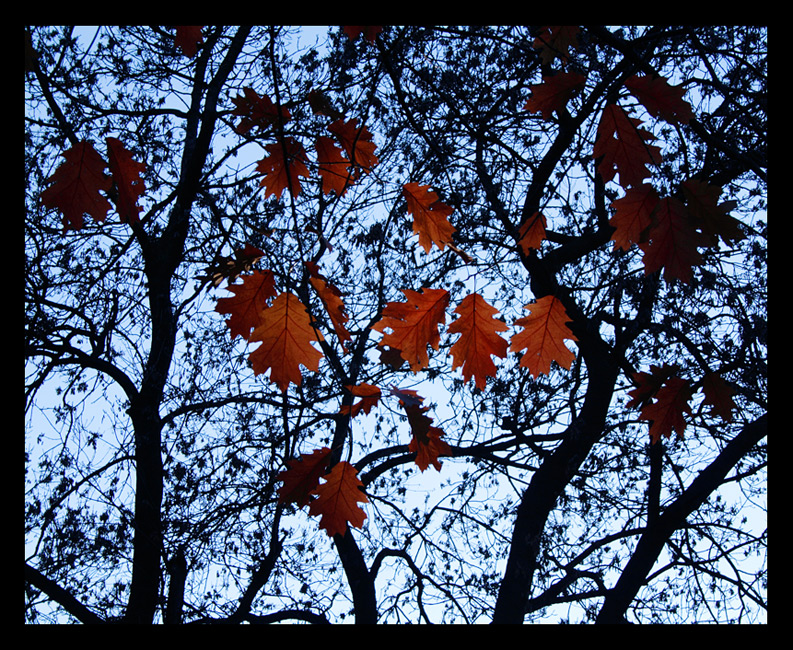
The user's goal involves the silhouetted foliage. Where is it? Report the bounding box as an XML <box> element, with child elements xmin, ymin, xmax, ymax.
<box><xmin>26</xmin><ymin>25</ymin><xmax>766</xmax><ymax>624</ymax></box>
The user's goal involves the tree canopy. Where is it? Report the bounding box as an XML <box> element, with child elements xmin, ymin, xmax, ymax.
<box><xmin>25</xmin><ymin>25</ymin><xmax>767</xmax><ymax>624</ymax></box>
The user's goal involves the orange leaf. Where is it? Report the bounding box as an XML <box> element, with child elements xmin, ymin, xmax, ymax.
<box><xmin>248</xmin><ymin>291</ymin><xmax>324</xmax><ymax>392</ymax></box>
<box><xmin>327</xmin><ymin>118</ymin><xmax>378</xmax><ymax>173</ymax></box>
<box><xmin>232</xmin><ymin>87</ymin><xmax>290</xmax><ymax>135</ymax></box>
<box><xmin>517</xmin><ymin>211</ymin><xmax>547</xmax><ymax>254</ymax></box>
<box><xmin>389</xmin><ymin>386</ymin><xmax>423</xmax><ymax>407</ymax></box>
<box><xmin>407</xmin><ymin>406</ymin><xmax>451</xmax><ymax>472</ymax></box>
<box><xmin>524</xmin><ymin>72</ymin><xmax>586</xmax><ymax>120</ymax></box>
<box><xmin>40</xmin><ymin>140</ymin><xmax>112</xmax><ymax>231</ymax></box>
<box><xmin>609</xmin><ymin>184</ymin><xmax>659</xmax><ymax>251</ymax></box>
<box><xmin>106</xmin><ymin>137</ymin><xmax>146</xmax><ymax>224</ymax></box>
<box><xmin>371</xmin><ymin>288</ymin><xmax>449</xmax><ymax>372</ymax></box>
<box><xmin>276</xmin><ymin>447</ymin><xmax>332</xmax><ymax>508</ymax></box>
<box><xmin>215</xmin><ymin>269</ymin><xmax>276</xmax><ymax>340</ymax></box>
<box><xmin>256</xmin><ymin>137</ymin><xmax>310</xmax><ymax>199</ymax></box>
<box><xmin>340</xmin><ymin>383</ymin><xmax>382</xmax><ymax>417</ymax></box>
<box><xmin>639</xmin><ymin>197</ymin><xmax>703</xmax><ymax>283</ymax></box>
<box><xmin>509</xmin><ymin>295</ymin><xmax>577</xmax><ymax>378</ymax></box>
<box><xmin>308</xmin><ymin>461</ymin><xmax>369</xmax><ymax>538</ymax></box>
<box><xmin>306</xmin><ymin>261</ymin><xmax>352</xmax><ymax>351</ymax></box>
<box><xmin>315</xmin><ymin>135</ymin><xmax>352</xmax><ymax>196</ymax></box>
<box><xmin>448</xmin><ymin>293</ymin><xmax>508</xmax><ymax>390</ymax></box>
<box><xmin>638</xmin><ymin>375</ymin><xmax>692</xmax><ymax>444</ymax></box>
<box><xmin>394</xmin><ymin>390</ymin><xmax>451</xmax><ymax>472</ymax></box>
<box><xmin>378</xmin><ymin>345</ymin><xmax>405</xmax><ymax>370</ymax></box>
<box><xmin>594</xmin><ymin>103</ymin><xmax>662</xmax><ymax>189</ymax></box>
<box><xmin>403</xmin><ymin>182</ymin><xmax>457</xmax><ymax>254</ymax></box>
<box><xmin>624</xmin><ymin>74</ymin><xmax>693</xmax><ymax>125</ymax></box>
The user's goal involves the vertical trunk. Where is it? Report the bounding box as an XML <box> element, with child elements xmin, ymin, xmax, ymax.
<box><xmin>335</xmin><ymin>530</ymin><xmax>378</xmax><ymax>623</ymax></box>
<box><xmin>121</xmin><ymin>27</ymin><xmax>252</xmax><ymax>623</ymax></box>
<box><xmin>124</xmin><ymin>266</ymin><xmax>176</xmax><ymax>623</ymax></box>
<box><xmin>165</xmin><ymin>549</ymin><xmax>188</xmax><ymax>624</ymax></box>
<box><xmin>493</xmin><ymin>272</ymin><xmax>620</xmax><ymax>623</ymax></box>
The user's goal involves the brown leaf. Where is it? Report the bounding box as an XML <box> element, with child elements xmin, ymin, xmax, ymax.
<box><xmin>248</xmin><ymin>292</ymin><xmax>324</xmax><ymax>392</ymax></box>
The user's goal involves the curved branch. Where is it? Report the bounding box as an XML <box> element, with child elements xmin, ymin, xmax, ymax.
<box><xmin>596</xmin><ymin>413</ymin><xmax>767</xmax><ymax>623</ymax></box>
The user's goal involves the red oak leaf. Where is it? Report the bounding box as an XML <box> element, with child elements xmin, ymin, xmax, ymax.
<box><xmin>371</xmin><ymin>288</ymin><xmax>450</xmax><ymax>372</ymax></box>
<box><xmin>315</xmin><ymin>135</ymin><xmax>352</xmax><ymax>196</ymax></box>
<box><xmin>106</xmin><ymin>137</ymin><xmax>146</xmax><ymax>224</ymax></box>
<box><xmin>626</xmin><ymin>364</ymin><xmax>678</xmax><ymax>410</ymax></box>
<box><xmin>624</xmin><ymin>74</ymin><xmax>694</xmax><ymax>125</ymax></box>
<box><xmin>378</xmin><ymin>346</ymin><xmax>406</xmax><ymax>370</ymax></box>
<box><xmin>327</xmin><ymin>118</ymin><xmax>378</xmax><ymax>174</ymax></box>
<box><xmin>256</xmin><ymin>138</ymin><xmax>310</xmax><ymax>199</ymax></box>
<box><xmin>215</xmin><ymin>269</ymin><xmax>276</xmax><ymax>340</ymax></box>
<box><xmin>308</xmin><ymin>461</ymin><xmax>369</xmax><ymax>538</ymax></box>
<box><xmin>509</xmin><ymin>295</ymin><xmax>578</xmax><ymax>378</ymax></box>
<box><xmin>393</xmin><ymin>390</ymin><xmax>451</xmax><ymax>472</ymax></box>
<box><xmin>276</xmin><ymin>447</ymin><xmax>332</xmax><ymax>508</ymax></box>
<box><xmin>389</xmin><ymin>386</ymin><xmax>424</xmax><ymax>407</ymax></box>
<box><xmin>232</xmin><ymin>87</ymin><xmax>290</xmax><ymax>135</ymax></box>
<box><xmin>524</xmin><ymin>72</ymin><xmax>586</xmax><ymax>120</ymax></box>
<box><xmin>701</xmin><ymin>372</ymin><xmax>736</xmax><ymax>423</ymax></box>
<box><xmin>174</xmin><ymin>26</ymin><xmax>203</xmax><ymax>57</ymax></box>
<box><xmin>340</xmin><ymin>383</ymin><xmax>382</xmax><ymax>418</ymax></box>
<box><xmin>403</xmin><ymin>182</ymin><xmax>457</xmax><ymax>254</ymax></box>
<box><xmin>248</xmin><ymin>291</ymin><xmax>324</xmax><ymax>392</ymax></box>
<box><xmin>639</xmin><ymin>197</ymin><xmax>703</xmax><ymax>283</ymax></box>
<box><xmin>448</xmin><ymin>293</ymin><xmax>509</xmax><ymax>390</ymax></box>
<box><xmin>40</xmin><ymin>140</ymin><xmax>112</xmax><ymax>231</ymax></box>
<box><xmin>305</xmin><ymin>261</ymin><xmax>352</xmax><ymax>351</ymax></box>
<box><xmin>517</xmin><ymin>211</ymin><xmax>547</xmax><ymax>254</ymax></box>
<box><xmin>594</xmin><ymin>103</ymin><xmax>662</xmax><ymax>189</ymax></box>
<box><xmin>406</xmin><ymin>405</ymin><xmax>452</xmax><ymax>472</ymax></box>
<box><xmin>609</xmin><ymin>184</ymin><xmax>659</xmax><ymax>251</ymax></box>
<box><xmin>638</xmin><ymin>375</ymin><xmax>693</xmax><ymax>444</ymax></box>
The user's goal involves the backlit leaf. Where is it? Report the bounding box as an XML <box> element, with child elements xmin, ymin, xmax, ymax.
<box><xmin>308</xmin><ymin>461</ymin><xmax>369</xmax><ymax>538</ymax></box>
<box><xmin>106</xmin><ymin>137</ymin><xmax>146</xmax><ymax>224</ymax></box>
<box><xmin>594</xmin><ymin>103</ymin><xmax>662</xmax><ymax>189</ymax></box>
<box><xmin>448</xmin><ymin>293</ymin><xmax>508</xmax><ymax>390</ymax></box>
<box><xmin>524</xmin><ymin>72</ymin><xmax>586</xmax><ymax>120</ymax></box>
<box><xmin>638</xmin><ymin>375</ymin><xmax>693</xmax><ymax>444</ymax></box>
<box><xmin>248</xmin><ymin>291</ymin><xmax>324</xmax><ymax>392</ymax></box>
<box><xmin>40</xmin><ymin>140</ymin><xmax>112</xmax><ymax>231</ymax></box>
<box><xmin>609</xmin><ymin>184</ymin><xmax>659</xmax><ymax>251</ymax></box>
<box><xmin>624</xmin><ymin>74</ymin><xmax>694</xmax><ymax>125</ymax></box>
<box><xmin>256</xmin><ymin>138</ymin><xmax>310</xmax><ymax>199</ymax></box>
<box><xmin>371</xmin><ymin>288</ymin><xmax>449</xmax><ymax>372</ymax></box>
<box><xmin>403</xmin><ymin>182</ymin><xmax>457</xmax><ymax>254</ymax></box>
<box><xmin>215</xmin><ymin>269</ymin><xmax>276</xmax><ymax>340</ymax></box>
<box><xmin>509</xmin><ymin>295</ymin><xmax>577</xmax><ymax>378</ymax></box>
<box><xmin>276</xmin><ymin>447</ymin><xmax>332</xmax><ymax>508</ymax></box>
<box><xmin>639</xmin><ymin>197</ymin><xmax>703</xmax><ymax>283</ymax></box>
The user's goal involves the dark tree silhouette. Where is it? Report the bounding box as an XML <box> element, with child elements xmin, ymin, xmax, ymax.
<box><xmin>26</xmin><ymin>25</ymin><xmax>766</xmax><ymax>624</ymax></box>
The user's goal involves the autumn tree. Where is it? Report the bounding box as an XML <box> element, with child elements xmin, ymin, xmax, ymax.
<box><xmin>25</xmin><ymin>25</ymin><xmax>766</xmax><ymax>624</ymax></box>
